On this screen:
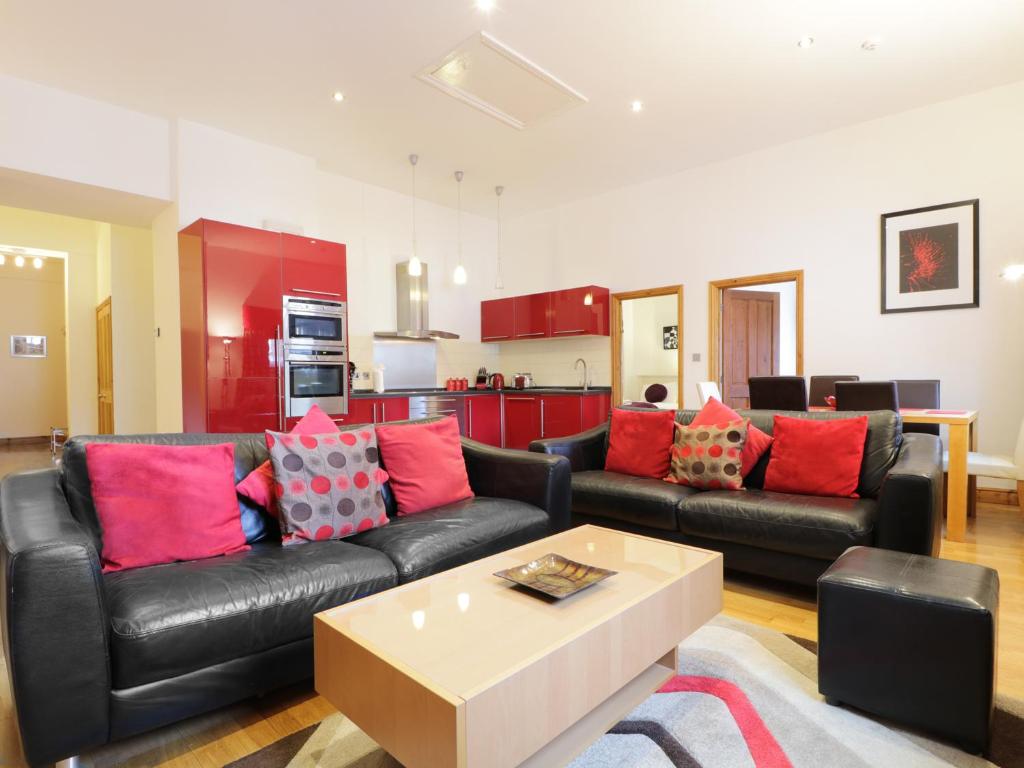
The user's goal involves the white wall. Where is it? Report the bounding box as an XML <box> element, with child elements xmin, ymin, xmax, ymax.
<box><xmin>731</xmin><ymin>280</ymin><xmax>798</xmax><ymax>376</ymax></box>
<box><xmin>0</xmin><ymin>259</ymin><xmax>67</xmax><ymax>438</ymax></box>
<box><xmin>621</xmin><ymin>294</ymin><xmax>679</xmax><ymax>402</ymax></box>
<box><xmin>503</xmin><ymin>80</ymin><xmax>1024</xmax><ymax>459</ymax></box>
<box><xmin>151</xmin><ymin>203</ymin><xmax>183</xmax><ymax>431</ymax></box>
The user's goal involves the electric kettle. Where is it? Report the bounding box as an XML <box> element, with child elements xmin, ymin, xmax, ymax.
<box><xmin>488</xmin><ymin>372</ymin><xmax>505</xmax><ymax>390</ymax></box>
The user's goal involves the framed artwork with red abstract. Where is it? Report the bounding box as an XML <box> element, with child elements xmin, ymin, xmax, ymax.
<box><xmin>881</xmin><ymin>199</ymin><xmax>979</xmax><ymax>314</ymax></box>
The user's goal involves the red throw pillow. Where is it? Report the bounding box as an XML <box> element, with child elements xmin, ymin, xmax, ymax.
<box><xmin>763</xmin><ymin>414</ymin><xmax>869</xmax><ymax>498</ymax></box>
<box><xmin>604</xmin><ymin>408</ymin><xmax>677</xmax><ymax>479</ymax></box>
<box><xmin>87</xmin><ymin>443</ymin><xmax>249</xmax><ymax>572</ymax></box>
<box><xmin>237</xmin><ymin>404</ymin><xmax>340</xmax><ymax>514</ymax></box>
<box><xmin>691</xmin><ymin>397</ymin><xmax>773</xmax><ymax>477</ymax></box>
<box><xmin>374</xmin><ymin>416</ymin><xmax>473</xmax><ymax>516</ymax></box>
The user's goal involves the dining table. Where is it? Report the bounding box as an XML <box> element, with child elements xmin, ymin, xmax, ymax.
<box><xmin>809</xmin><ymin>407</ymin><xmax>978</xmax><ymax>543</ymax></box>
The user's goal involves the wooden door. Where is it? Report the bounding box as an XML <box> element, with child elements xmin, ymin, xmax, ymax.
<box><xmin>96</xmin><ymin>298</ymin><xmax>114</xmax><ymax>434</ymax></box>
<box><xmin>721</xmin><ymin>289</ymin><xmax>780</xmax><ymax>409</ymax></box>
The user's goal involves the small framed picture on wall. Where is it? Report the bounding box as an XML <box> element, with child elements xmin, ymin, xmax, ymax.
<box><xmin>10</xmin><ymin>335</ymin><xmax>46</xmax><ymax>358</ymax></box>
<box><xmin>880</xmin><ymin>199</ymin><xmax>979</xmax><ymax>314</ymax></box>
<box><xmin>662</xmin><ymin>325</ymin><xmax>678</xmax><ymax>350</ymax></box>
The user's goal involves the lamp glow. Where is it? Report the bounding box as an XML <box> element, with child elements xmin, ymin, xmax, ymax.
<box><xmin>407</xmin><ymin>255</ymin><xmax>423</xmax><ymax>277</ymax></box>
<box><xmin>14</xmin><ymin>255</ymin><xmax>24</xmax><ymax>268</ymax></box>
<box><xmin>0</xmin><ymin>254</ymin><xmax>5</xmax><ymax>266</ymax></box>
<box><xmin>453</xmin><ymin>264</ymin><xmax>467</xmax><ymax>285</ymax></box>
<box><xmin>33</xmin><ymin>257</ymin><xmax>43</xmax><ymax>269</ymax></box>
<box><xmin>1001</xmin><ymin>264</ymin><xmax>1024</xmax><ymax>281</ymax></box>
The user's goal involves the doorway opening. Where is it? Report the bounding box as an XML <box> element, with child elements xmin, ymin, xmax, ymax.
<box><xmin>611</xmin><ymin>286</ymin><xmax>684</xmax><ymax>409</ymax></box>
<box><xmin>708</xmin><ymin>270</ymin><xmax>803</xmax><ymax>409</ymax></box>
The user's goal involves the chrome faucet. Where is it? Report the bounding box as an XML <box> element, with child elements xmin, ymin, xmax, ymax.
<box><xmin>574</xmin><ymin>358</ymin><xmax>589</xmax><ymax>390</ymax></box>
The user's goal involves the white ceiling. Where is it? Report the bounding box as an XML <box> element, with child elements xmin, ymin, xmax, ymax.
<box><xmin>1</xmin><ymin>0</ymin><xmax>1023</xmax><ymax>217</ymax></box>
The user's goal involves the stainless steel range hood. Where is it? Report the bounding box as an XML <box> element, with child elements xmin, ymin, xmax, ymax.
<box><xmin>374</xmin><ymin>261</ymin><xmax>459</xmax><ymax>340</ymax></box>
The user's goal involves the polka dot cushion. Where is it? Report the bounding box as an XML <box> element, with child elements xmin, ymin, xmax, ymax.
<box><xmin>665</xmin><ymin>418</ymin><xmax>749</xmax><ymax>490</ymax></box>
<box><xmin>265</xmin><ymin>427</ymin><xmax>390</xmax><ymax>546</ymax></box>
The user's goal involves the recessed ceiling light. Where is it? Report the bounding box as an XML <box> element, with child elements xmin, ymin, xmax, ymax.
<box><xmin>14</xmin><ymin>255</ymin><xmax>25</xmax><ymax>268</ymax></box>
<box><xmin>1001</xmin><ymin>264</ymin><xmax>1024</xmax><ymax>281</ymax></box>
<box><xmin>631</xmin><ymin>100</ymin><xmax>644</xmax><ymax>113</ymax></box>
<box><xmin>861</xmin><ymin>37</ymin><xmax>881</xmax><ymax>51</ymax></box>
<box><xmin>475</xmin><ymin>0</ymin><xmax>495</xmax><ymax>11</ymax></box>
<box><xmin>332</xmin><ymin>91</ymin><xmax>345</xmax><ymax>103</ymax></box>
<box><xmin>797</xmin><ymin>36</ymin><xmax>815</xmax><ymax>49</ymax></box>
<box><xmin>33</xmin><ymin>257</ymin><xmax>43</xmax><ymax>269</ymax></box>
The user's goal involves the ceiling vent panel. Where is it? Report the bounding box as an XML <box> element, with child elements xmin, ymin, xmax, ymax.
<box><xmin>417</xmin><ymin>32</ymin><xmax>587</xmax><ymax>129</ymax></box>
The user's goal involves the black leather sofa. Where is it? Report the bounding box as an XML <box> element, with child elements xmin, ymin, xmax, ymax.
<box><xmin>0</xmin><ymin>428</ymin><xmax>570</xmax><ymax>766</ymax></box>
<box><xmin>531</xmin><ymin>408</ymin><xmax>942</xmax><ymax>586</ymax></box>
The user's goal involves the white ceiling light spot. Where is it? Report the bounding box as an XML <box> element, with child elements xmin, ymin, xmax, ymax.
<box><xmin>861</xmin><ymin>37</ymin><xmax>881</xmax><ymax>51</ymax></box>
<box><xmin>14</xmin><ymin>255</ymin><xmax>25</xmax><ymax>268</ymax></box>
<box><xmin>475</xmin><ymin>0</ymin><xmax>495</xmax><ymax>11</ymax></box>
<box><xmin>0</xmin><ymin>254</ymin><xmax>4</xmax><ymax>266</ymax></box>
<box><xmin>33</xmin><ymin>257</ymin><xmax>43</xmax><ymax>269</ymax></box>
<box><xmin>1001</xmin><ymin>264</ymin><xmax>1024</xmax><ymax>281</ymax></box>
<box><xmin>332</xmin><ymin>90</ymin><xmax>345</xmax><ymax>102</ymax></box>
<box><xmin>631</xmin><ymin>100</ymin><xmax>644</xmax><ymax>113</ymax></box>
<box><xmin>797</xmin><ymin>36</ymin><xmax>815</xmax><ymax>49</ymax></box>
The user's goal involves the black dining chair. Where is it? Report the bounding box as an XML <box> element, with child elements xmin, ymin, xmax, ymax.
<box><xmin>835</xmin><ymin>381</ymin><xmax>900</xmax><ymax>411</ymax></box>
<box><xmin>808</xmin><ymin>375</ymin><xmax>860</xmax><ymax>407</ymax></box>
<box><xmin>748</xmin><ymin>376</ymin><xmax>808</xmax><ymax>411</ymax></box>
<box><xmin>895</xmin><ymin>379</ymin><xmax>941</xmax><ymax>436</ymax></box>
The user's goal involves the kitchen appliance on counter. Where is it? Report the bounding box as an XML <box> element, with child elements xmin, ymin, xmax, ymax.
<box><xmin>513</xmin><ymin>373</ymin><xmax>533</xmax><ymax>389</ymax></box>
<box><xmin>488</xmin><ymin>372</ymin><xmax>505</xmax><ymax>390</ymax></box>
<box><xmin>409</xmin><ymin>394</ymin><xmax>466</xmax><ymax>433</ymax></box>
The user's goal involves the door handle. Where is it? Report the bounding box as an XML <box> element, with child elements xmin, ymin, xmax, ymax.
<box><xmin>291</xmin><ymin>288</ymin><xmax>342</xmax><ymax>297</ymax></box>
<box><xmin>553</xmin><ymin>329</ymin><xmax>585</xmax><ymax>334</ymax></box>
<box><xmin>515</xmin><ymin>332</ymin><xmax>545</xmax><ymax>337</ymax></box>
<box><xmin>276</xmin><ymin>324</ymin><xmax>284</xmax><ymax>430</ymax></box>
<box><xmin>380</xmin><ymin>401</ymin><xmax>386</xmax><ymax>422</ymax></box>
<box><xmin>482</xmin><ymin>335</ymin><xmax>511</xmax><ymax>340</ymax></box>
<box><xmin>540</xmin><ymin>399</ymin><xmax>545</xmax><ymax>438</ymax></box>
<box><xmin>467</xmin><ymin>400</ymin><xmax>473</xmax><ymax>436</ymax></box>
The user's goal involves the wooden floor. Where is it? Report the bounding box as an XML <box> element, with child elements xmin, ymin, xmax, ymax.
<box><xmin>0</xmin><ymin>444</ymin><xmax>1021</xmax><ymax>767</ymax></box>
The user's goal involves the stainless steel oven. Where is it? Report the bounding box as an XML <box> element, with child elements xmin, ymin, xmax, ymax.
<box><xmin>283</xmin><ymin>295</ymin><xmax>346</xmax><ymax>349</ymax></box>
<box><xmin>283</xmin><ymin>347</ymin><xmax>348</xmax><ymax>418</ymax></box>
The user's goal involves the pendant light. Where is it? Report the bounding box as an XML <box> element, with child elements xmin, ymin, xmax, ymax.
<box><xmin>452</xmin><ymin>171</ymin><xmax>467</xmax><ymax>285</ymax></box>
<box><xmin>494</xmin><ymin>185</ymin><xmax>505</xmax><ymax>290</ymax></box>
<box><xmin>407</xmin><ymin>154</ymin><xmax>422</xmax><ymax>277</ymax></box>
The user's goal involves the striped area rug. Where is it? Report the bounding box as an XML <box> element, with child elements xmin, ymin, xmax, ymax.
<box><xmin>229</xmin><ymin>615</ymin><xmax>1022</xmax><ymax>768</ymax></box>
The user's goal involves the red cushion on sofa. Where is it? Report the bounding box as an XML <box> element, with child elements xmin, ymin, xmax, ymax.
<box><xmin>691</xmin><ymin>397</ymin><xmax>773</xmax><ymax>477</ymax></box>
<box><xmin>604</xmin><ymin>407</ymin><xmax>677</xmax><ymax>479</ymax></box>
<box><xmin>87</xmin><ymin>442</ymin><xmax>249</xmax><ymax>572</ymax></box>
<box><xmin>763</xmin><ymin>414</ymin><xmax>869</xmax><ymax>498</ymax></box>
<box><xmin>236</xmin><ymin>405</ymin><xmax>340</xmax><ymax>514</ymax></box>
<box><xmin>375</xmin><ymin>416</ymin><xmax>474</xmax><ymax>516</ymax></box>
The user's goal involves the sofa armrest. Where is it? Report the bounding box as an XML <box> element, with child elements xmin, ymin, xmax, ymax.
<box><xmin>0</xmin><ymin>469</ymin><xmax>110</xmax><ymax>765</ymax></box>
<box><xmin>875</xmin><ymin>434</ymin><xmax>943</xmax><ymax>557</ymax></box>
<box><xmin>528</xmin><ymin>423</ymin><xmax>608</xmax><ymax>472</ymax></box>
<box><xmin>461</xmin><ymin>439</ymin><xmax>572</xmax><ymax>532</ymax></box>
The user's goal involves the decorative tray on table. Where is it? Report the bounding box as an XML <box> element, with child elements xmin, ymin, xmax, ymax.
<box><xmin>494</xmin><ymin>553</ymin><xmax>617</xmax><ymax>599</ymax></box>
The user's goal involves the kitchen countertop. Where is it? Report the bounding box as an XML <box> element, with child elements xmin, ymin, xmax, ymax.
<box><xmin>350</xmin><ymin>386</ymin><xmax>611</xmax><ymax>399</ymax></box>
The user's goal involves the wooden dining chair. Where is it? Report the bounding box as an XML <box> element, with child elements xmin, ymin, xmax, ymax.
<box><xmin>808</xmin><ymin>375</ymin><xmax>859</xmax><ymax>407</ymax></box>
<box><xmin>835</xmin><ymin>381</ymin><xmax>900</xmax><ymax>411</ymax></box>
<box><xmin>696</xmin><ymin>381</ymin><xmax>722</xmax><ymax>406</ymax></box>
<box><xmin>748</xmin><ymin>376</ymin><xmax>808</xmax><ymax>411</ymax></box>
<box><xmin>895</xmin><ymin>380</ymin><xmax>941</xmax><ymax>436</ymax></box>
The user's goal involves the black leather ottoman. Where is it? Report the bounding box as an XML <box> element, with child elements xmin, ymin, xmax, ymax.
<box><xmin>818</xmin><ymin>546</ymin><xmax>999</xmax><ymax>754</ymax></box>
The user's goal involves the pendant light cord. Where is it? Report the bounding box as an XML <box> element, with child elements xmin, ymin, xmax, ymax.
<box><xmin>411</xmin><ymin>159</ymin><xmax>418</xmax><ymax>258</ymax></box>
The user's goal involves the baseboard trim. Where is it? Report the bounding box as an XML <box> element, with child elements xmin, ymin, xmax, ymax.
<box><xmin>0</xmin><ymin>436</ymin><xmax>49</xmax><ymax>447</ymax></box>
<box><xmin>977</xmin><ymin>487</ymin><xmax>1019</xmax><ymax>508</ymax></box>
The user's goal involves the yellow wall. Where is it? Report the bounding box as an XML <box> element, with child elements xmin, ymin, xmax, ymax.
<box><xmin>0</xmin><ymin>259</ymin><xmax>67</xmax><ymax>438</ymax></box>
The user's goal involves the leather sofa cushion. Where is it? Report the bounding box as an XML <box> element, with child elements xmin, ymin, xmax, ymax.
<box><xmin>677</xmin><ymin>489</ymin><xmax>876</xmax><ymax>560</ymax></box>
<box><xmin>571</xmin><ymin>470</ymin><xmax>698</xmax><ymax>531</ymax></box>
<box><xmin>676</xmin><ymin>409</ymin><xmax>901</xmax><ymax>498</ymax></box>
<box><xmin>349</xmin><ymin>497</ymin><xmax>549</xmax><ymax>583</ymax></box>
<box><xmin>104</xmin><ymin>540</ymin><xmax>397</xmax><ymax>689</ymax></box>
<box><xmin>63</xmin><ymin>433</ymin><xmax>273</xmax><ymax>549</ymax></box>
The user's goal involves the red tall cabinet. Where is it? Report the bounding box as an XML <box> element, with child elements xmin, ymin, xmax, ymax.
<box><xmin>179</xmin><ymin>219</ymin><xmax>347</xmax><ymax>433</ymax></box>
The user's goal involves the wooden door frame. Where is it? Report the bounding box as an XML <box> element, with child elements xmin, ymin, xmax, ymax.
<box><xmin>708</xmin><ymin>269</ymin><xmax>804</xmax><ymax>391</ymax></box>
<box><xmin>96</xmin><ymin>297</ymin><xmax>114</xmax><ymax>434</ymax></box>
<box><xmin>611</xmin><ymin>285</ymin><xmax>684</xmax><ymax>408</ymax></box>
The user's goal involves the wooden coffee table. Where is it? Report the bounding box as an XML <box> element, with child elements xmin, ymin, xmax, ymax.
<box><xmin>314</xmin><ymin>525</ymin><xmax>723</xmax><ymax>768</ymax></box>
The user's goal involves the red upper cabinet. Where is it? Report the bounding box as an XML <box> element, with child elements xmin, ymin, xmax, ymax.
<box><xmin>550</xmin><ymin>286</ymin><xmax>610</xmax><ymax>337</ymax></box>
<box><xmin>513</xmin><ymin>293</ymin><xmax>550</xmax><ymax>339</ymax></box>
<box><xmin>282</xmin><ymin>234</ymin><xmax>347</xmax><ymax>301</ymax></box>
<box><xmin>481</xmin><ymin>297</ymin><xmax>515</xmax><ymax>342</ymax></box>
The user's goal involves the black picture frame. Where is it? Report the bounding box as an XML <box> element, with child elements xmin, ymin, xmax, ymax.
<box><xmin>880</xmin><ymin>199</ymin><xmax>979</xmax><ymax>314</ymax></box>
<box><xmin>662</xmin><ymin>325</ymin><xmax>678</xmax><ymax>350</ymax></box>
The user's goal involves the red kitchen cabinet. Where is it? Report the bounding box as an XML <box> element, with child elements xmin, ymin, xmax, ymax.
<box><xmin>377</xmin><ymin>397</ymin><xmax>409</xmax><ymax>423</ymax></box>
<box><xmin>333</xmin><ymin>397</ymin><xmax>408</xmax><ymax>427</ymax></box>
<box><xmin>503</xmin><ymin>395</ymin><xmax>542</xmax><ymax>450</ymax></box>
<box><xmin>513</xmin><ymin>293</ymin><xmax>550</xmax><ymax>339</ymax></box>
<box><xmin>481</xmin><ymin>297</ymin><xmax>516</xmax><ymax>342</ymax></box>
<box><xmin>282</xmin><ymin>234</ymin><xmax>347</xmax><ymax>301</ymax></box>
<box><xmin>581</xmin><ymin>392</ymin><xmax>612</xmax><ymax>430</ymax></box>
<box><xmin>466</xmin><ymin>395</ymin><xmax>502</xmax><ymax>446</ymax></box>
<box><xmin>550</xmin><ymin>286</ymin><xmax>610</xmax><ymax>337</ymax></box>
<box><xmin>540</xmin><ymin>395</ymin><xmax>582</xmax><ymax>440</ymax></box>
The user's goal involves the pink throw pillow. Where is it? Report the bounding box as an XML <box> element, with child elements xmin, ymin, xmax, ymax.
<box><xmin>87</xmin><ymin>443</ymin><xmax>249</xmax><ymax>572</ymax></box>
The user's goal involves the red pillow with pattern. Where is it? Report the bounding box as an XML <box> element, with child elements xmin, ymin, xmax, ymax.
<box><xmin>237</xmin><ymin>404</ymin><xmax>340</xmax><ymax>515</ymax></box>
<box><xmin>265</xmin><ymin>427</ymin><xmax>390</xmax><ymax>545</ymax></box>
<box><xmin>665</xmin><ymin>419</ymin><xmax>748</xmax><ymax>490</ymax></box>
<box><xmin>690</xmin><ymin>397</ymin><xmax>773</xmax><ymax>477</ymax></box>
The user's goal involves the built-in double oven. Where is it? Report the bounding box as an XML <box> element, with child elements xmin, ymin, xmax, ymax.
<box><xmin>281</xmin><ymin>295</ymin><xmax>348</xmax><ymax>419</ymax></box>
